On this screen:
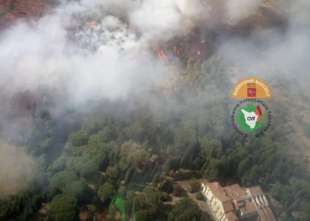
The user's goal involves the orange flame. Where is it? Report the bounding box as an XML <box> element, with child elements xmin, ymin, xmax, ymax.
<box><xmin>155</xmin><ymin>48</ymin><xmax>167</xmax><ymax>60</ymax></box>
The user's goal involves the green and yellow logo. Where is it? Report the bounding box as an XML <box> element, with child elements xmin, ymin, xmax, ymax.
<box><xmin>232</xmin><ymin>100</ymin><xmax>271</xmax><ymax>136</ymax></box>
<box><xmin>231</xmin><ymin>77</ymin><xmax>272</xmax><ymax>137</ymax></box>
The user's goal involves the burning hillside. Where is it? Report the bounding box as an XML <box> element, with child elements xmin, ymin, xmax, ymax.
<box><xmin>0</xmin><ymin>0</ymin><xmax>287</xmax><ymax>65</ymax></box>
<box><xmin>0</xmin><ymin>1</ymin><xmax>310</xmax><ymax>221</ymax></box>
<box><xmin>152</xmin><ymin>1</ymin><xmax>287</xmax><ymax>64</ymax></box>
<box><xmin>0</xmin><ymin>0</ymin><xmax>47</xmax><ymax>29</ymax></box>
<box><xmin>0</xmin><ymin>0</ymin><xmax>296</xmax><ymax>139</ymax></box>
<box><xmin>68</xmin><ymin>15</ymin><xmax>139</xmax><ymax>53</ymax></box>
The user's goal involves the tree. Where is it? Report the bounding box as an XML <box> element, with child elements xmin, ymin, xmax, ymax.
<box><xmin>203</xmin><ymin>159</ymin><xmax>221</xmax><ymax>180</ymax></box>
<box><xmin>49</xmin><ymin>170</ymin><xmax>78</xmax><ymax>194</ymax></box>
<box><xmin>302</xmin><ymin>203</ymin><xmax>310</xmax><ymax>221</ymax></box>
<box><xmin>200</xmin><ymin>136</ymin><xmax>223</xmax><ymax>159</ymax></box>
<box><xmin>66</xmin><ymin>143</ymin><xmax>109</xmax><ymax>178</ymax></box>
<box><xmin>64</xmin><ymin>180</ymin><xmax>93</xmax><ymax>204</ymax></box>
<box><xmin>143</xmin><ymin>186</ymin><xmax>162</xmax><ymax>210</ymax></box>
<box><xmin>97</xmin><ymin>182</ymin><xmax>115</xmax><ymax>203</ymax></box>
<box><xmin>168</xmin><ymin>198</ymin><xmax>204</xmax><ymax>221</ymax></box>
<box><xmin>135</xmin><ymin>210</ymin><xmax>153</xmax><ymax>221</ymax></box>
<box><xmin>189</xmin><ymin>180</ymin><xmax>201</xmax><ymax>193</ymax></box>
<box><xmin>49</xmin><ymin>194</ymin><xmax>78</xmax><ymax>221</ymax></box>
<box><xmin>0</xmin><ymin>191</ymin><xmax>43</xmax><ymax>221</ymax></box>
<box><xmin>70</xmin><ymin>130</ymin><xmax>88</xmax><ymax>146</ymax></box>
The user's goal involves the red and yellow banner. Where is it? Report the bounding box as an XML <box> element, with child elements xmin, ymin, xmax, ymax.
<box><xmin>231</xmin><ymin>77</ymin><xmax>272</xmax><ymax>100</ymax></box>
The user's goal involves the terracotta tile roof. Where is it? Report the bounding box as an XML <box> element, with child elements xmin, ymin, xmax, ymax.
<box><xmin>222</xmin><ymin>200</ymin><xmax>235</xmax><ymax>213</ymax></box>
<box><xmin>207</xmin><ymin>182</ymin><xmax>231</xmax><ymax>202</ymax></box>
<box><xmin>239</xmin><ymin>200</ymin><xmax>257</xmax><ymax>217</ymax></box>
<box><xmin>204</xmin><ymin>182</ymin><xmax>277</xmax><ymax>221</ymax></box>
<box><xmin>224</xmin><ymin>184</ymin><xmax>247</xmax><ymax>199</ymax></box>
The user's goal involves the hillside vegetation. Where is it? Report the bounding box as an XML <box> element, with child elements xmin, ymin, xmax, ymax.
<box><xmin>0</xmin><ymin>58</ymin><xmax>309</xmax><ymax>221</ymax></box>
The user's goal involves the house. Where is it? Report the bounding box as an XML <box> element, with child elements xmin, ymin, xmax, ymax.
<box><xmin>201</xmin><ymin>181</ymin><xmax>276</xmax><ymax>221</ymax></box>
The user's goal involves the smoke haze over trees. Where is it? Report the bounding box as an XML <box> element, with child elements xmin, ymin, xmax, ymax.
<box><xmin>0</xmin><ymin>0</ymin><xmax>310</xmax><ymax>221</ymax></box>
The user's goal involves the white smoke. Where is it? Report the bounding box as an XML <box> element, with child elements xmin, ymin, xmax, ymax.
<box><xmin>0</xmin><ymin>0</ymin><xmax>174</xmax><ymax>107</ymax></box>
<box><xmin>226</xmin><ymin>0</ymin><xmax>263</xmax><ymax>24</ymax></box>
<box><xmin>1</xmin><ymin>0</ymin><xmax>310</xmax><ymax>194</ymax></box>
<box><xmin>129</xmin><ymin>0</ymin><xmax>267</xmax><ymax>41</ymax></box>
<box><xmin>0</xmin><ymin>0</ymin><xmax>273</xmax><ymax>107</ymax></box>
<box><xmin>217</xmin><ymin>0</ymin><xmax>310</xmax><ymax>162</ymax></box>
<box><xmin>0</xmin><ymin>142</ymin><xmax>35</xmax><ymax>196</ymax></box>
<box><xmin>218</xmin><ymin>0</ymin><xmax>310</xmax><ymax>81</ymax></box>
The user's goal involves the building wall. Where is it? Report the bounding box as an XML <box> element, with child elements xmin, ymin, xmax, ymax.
<box><xmin>202</xmin><ymin>182</ymin><xmax>277</xmax><ymax>221</ymax></box>
<box><xmin>201</xmin><ymin>183</ymin><xmax>226</xmax><ymax>221</ymax></box>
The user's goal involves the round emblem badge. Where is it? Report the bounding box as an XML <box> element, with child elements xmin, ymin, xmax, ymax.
<box><xmin>232</xmin><ymin>99</ymin><xmax>272</xmax><ymax>136</ymax></box>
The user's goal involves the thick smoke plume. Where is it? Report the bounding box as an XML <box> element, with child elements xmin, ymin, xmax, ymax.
<box><xmin>0</xmin><ymin>0</ymin><xmax>276</xmax><ymax>126</ymax></box>
<box><xmin>218</xmin><ymin>0</ymin><xmax>310</xmax><ymax>81</ymax></box>
<box><xmin>0</xmin><ymin>0</ymin><xmax>296</xmax><ymax>105</ymax></box>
